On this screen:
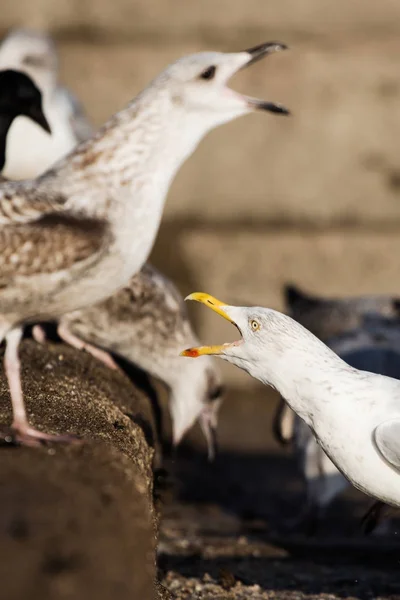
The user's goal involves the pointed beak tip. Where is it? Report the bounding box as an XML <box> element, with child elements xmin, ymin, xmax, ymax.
<box><xmin>180</xmin><ymin>348</ymin><xmax>200</xmax><ymax>358</ymax></box>
<box><xmin>243</xmin><ymin>40</ymin><xmax>290</xmax><ymax>67</ymax></box>
<box><xmin>276</xmin><ymin>42</ymin><xmax>289</xmax><ymax>52</ymax></box>
<box><xmin>253</xmin><ymin>101</ymin><xmax>291</xmax><ymax>116</ymax></box>
<box><xmin>34</xmin><ymin>112</ymin><xmax>51</xmax><ymax>134</ymax></box>
<box><xmin>184</xmin><ymin>291</ymin><xmax>213</xmax><ymax>303</ymax></box>
<box><xmin>278</xmin><ymin>106</ymin><xmax>291</xmax><ymax>116</ymax></box>
<box><xmin>261</xmin><ymin>42</ymin><xmax>289</xmax><ymax>55</ymax></box>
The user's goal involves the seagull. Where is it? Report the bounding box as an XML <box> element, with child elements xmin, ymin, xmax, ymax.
<box><xmin>0</xmin><ymin>69</ymin><xmax>51</xmax><ymax>172</ymax></box>
<box><xmin>0</xmin><ymin>42</ymin><xmax>289</xmax><ymax>446</ymax></box>
<box><xmin>39</xmin><ymin>264</ymin><xmax>224</xmax><ymax>459</ymax></box>
<box><xmin>275</xmin><ymin>285</ymin><xmax>400</xmax><ymax>529</ymax></box>
<box><xmin>277</xmin><ymin>316</ymin><xmax>400</xmax><ymax>532</ymax></box>
<box><xmin>0</xmin><ymin>28</ymin><xmax>93</xmax><ymax>180</ymax></box>
<box><xmin>181</xmin><ymin>293</ymin><xmax>400</xmax><ymax>509</ymax></box>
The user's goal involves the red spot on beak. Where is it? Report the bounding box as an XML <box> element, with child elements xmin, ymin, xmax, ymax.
<box><xmin>185</xmin><ymin>348</ymin><xmax>199</xmax><ymax>358</ymax></box>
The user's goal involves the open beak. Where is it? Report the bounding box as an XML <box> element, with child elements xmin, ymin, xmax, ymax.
<box><xmin>28</xmin><ymin>104</ymin><xmax>51</xmax><ymax>134</ymax></box>
<box><xmin>240</xmin><ymin>41</ymin><xmax>290</xmax><ymax>115</ymax></box>
<box><xmin>243</xmin><ymin>41</ymin><xmax>288</xmax><ymax>68</ymax></box>
<box><xmin>180</xmin><ymin>292</ymin><xmax>240</xmax><ymax>358</ymax></box>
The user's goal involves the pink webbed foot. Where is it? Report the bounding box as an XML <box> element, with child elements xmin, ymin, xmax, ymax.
<box><xmin>2</xmin><ymin>425</ymin><xmax>82</xmax><ymax>448</ymax></box>
<box><xmin>2</xmin><ymin>327</ymin><xmax>82</xmax><ymax>449</ymax></box>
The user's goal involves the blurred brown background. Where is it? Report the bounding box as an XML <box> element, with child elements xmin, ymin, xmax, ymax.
<box><xmin>3</xmin><ymin>0</ymin><xmax>400</xmax><ymax>453</ymax></box>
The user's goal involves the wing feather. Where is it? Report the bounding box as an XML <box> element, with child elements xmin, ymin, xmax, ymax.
<box><xmin>374</xmin><ymin>419</ymin><xmax>400</xmax><ymax>471</ymax></box>
<box><xmin>0</xmin><ymin>180</ymin><xmax>69</xmax><ymax>225</ymax></box>
<box><xmin>0</xmin><ymin>213</ymin><xmax>108</xmax><ymax>287</ymax></box>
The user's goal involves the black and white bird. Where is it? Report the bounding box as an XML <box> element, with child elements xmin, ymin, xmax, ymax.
<box><xmin>0</xmin><ymin>69</ymin><xmax>50</xmax><ymax>172</ymax></box>
<box><xmin>0</xmin><ymin>28</ymin><xmax>92</xmax><ymax>179</ymax></box>
<box><xmin>284</xmin><ymin>283</ymin><xmax>400</xmax><ymax>341</ymax></box>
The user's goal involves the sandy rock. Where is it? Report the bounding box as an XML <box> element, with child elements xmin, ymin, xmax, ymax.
<box><xmin>0</xmin><ymin>340</ymin><xmax>157</xmax><ymax>600</ymax></box>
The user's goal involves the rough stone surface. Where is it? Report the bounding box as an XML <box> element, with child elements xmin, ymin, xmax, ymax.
<box><xmin>0</xmin><ymin>340</ymin><xmax>157</xmax><ymax>600</ymax></box>
<box><xmin>158</xmin><ymin>441</ymin><xmax>400</xmax><ymax>600</ymax></box>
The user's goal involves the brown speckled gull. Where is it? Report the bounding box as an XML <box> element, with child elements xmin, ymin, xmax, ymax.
<box><xmin>0</xmin><ymin>42</ymin><xmax>289</xmax><ymax>446</ymax></box>
<box><xmin>57</xmin><ymin>263</ymin><xmax>224</xmax><ymax>459</ymax></box>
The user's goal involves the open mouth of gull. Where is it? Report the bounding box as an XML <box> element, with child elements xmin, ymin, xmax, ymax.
<box><xmin>234</xmin><ymin>41</ymin><xmax>290</xmax><ymax>115</ymax></box>
<box><xmin>180</xmin><ymin>293</ymin><xmax>243</xmax><ymax>357</ymax></box>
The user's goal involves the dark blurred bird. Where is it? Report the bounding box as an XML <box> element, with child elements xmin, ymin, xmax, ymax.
<box><xmin>284</xmin><ymin>282</ymin><xmax>399</xmax><ymax>340</ymax></box>
<box><xmin>0</xmin><ymin>28</ymin><xmax>92</xmax><ymax>179</ymax></box>
<box><xmin>0</xmin><ymin>69</ymin><xmax>50</xmax><ymax>172</ymax></box>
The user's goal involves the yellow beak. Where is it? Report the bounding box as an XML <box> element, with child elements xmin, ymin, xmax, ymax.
<box><xmin>180</xmin><ymin>292</ymin><xmax>235</xmax><ymax>358</ymax></box>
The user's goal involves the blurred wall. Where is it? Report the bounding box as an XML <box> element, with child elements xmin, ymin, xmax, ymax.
<box><xmin>2</xmin><ymin>1</ymin><xmax>400</xmax><ymax>449</ymax></box>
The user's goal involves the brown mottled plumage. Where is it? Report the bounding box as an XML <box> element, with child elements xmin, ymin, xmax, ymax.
<box><xmin>0</xmin><ymin>42</ymin><xmax>287</xmax><ymax>445</ymax></box>
<box><xmin>0</xmin><ymin>215</ymin><xmax>107</xmax><ymax>282</ymax></box>
<box><xmin>59</xmin><ymin>264</ymin><xmax>224</xmax><ymax>459</ymax></box>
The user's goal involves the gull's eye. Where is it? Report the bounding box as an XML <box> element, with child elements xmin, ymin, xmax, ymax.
<box><xmin>199</xmin><ymin>65</ymin><xmax>216</xmax><ymax>80</ymax></box>
<box><xmin>250</xmin><ymin>319</ymin><xmax>261</xmax><ymax>332</ymax></box>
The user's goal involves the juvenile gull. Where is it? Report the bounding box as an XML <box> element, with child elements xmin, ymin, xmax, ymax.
<box><xmin>56</xmin><ymin>264</ymin><xmax>224</xmax><ymax>459</ymax></box>
<box><xmin>0</xmin><ymin>28</ymin><xmax>93</xmax><ymax>180</ymax></box>
<box><xmin>0</xmin><ymin>42</ymin><xmax>289</xmax><ymax>446</ymax></box>
<box><xmin>181</xmin><ymin>293</ymin><xmax>400</xmax><ymax>508</ymax></box>
<box><xmin>0</xmin><ymin>69</ymin><xmax>51</xmax><ymax>172</ymax></box>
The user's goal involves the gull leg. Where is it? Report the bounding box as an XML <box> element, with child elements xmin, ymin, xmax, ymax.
<box><xmin>361</xmin><ymin>500</ymin><xmax>386</xmax><ymax>535</ymax></box>
<box><xmin>32</xmin><ymin>324</ymin><xmax>47</xmax><ymax>344</ymax></box>
<box><xmin>5</xmin><ymin>328</ymin><xmax>80</xmax><ymax>447</ymax></box>
<box><xmin>57</xmin><ymin>323</ymin><xmax>121</xmax><ymax>372</ymax></box>
<box><xmin>199</xmin><ymin>400</ymin><xmax>221</xmax><ymax>462</ymax></box>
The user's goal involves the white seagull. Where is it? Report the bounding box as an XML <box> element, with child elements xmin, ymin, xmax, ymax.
<box><xmin>181</xmin><ymin>293</ymin><xmax>400</xmax><ymax>509</ymax></box>
<box><xmin>283</xmin><ymin>317</ymin><xmax>400</xmax><ymax>531</ymax></box>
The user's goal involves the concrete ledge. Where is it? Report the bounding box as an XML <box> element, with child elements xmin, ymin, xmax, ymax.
<box><xmin>0</xmin><ymin>341</ymin><xmax>157</xmax><ymax>600</ymax></box>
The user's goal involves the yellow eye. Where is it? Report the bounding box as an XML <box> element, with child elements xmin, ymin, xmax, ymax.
<box><xmin>250</xmin><ymin>319</ymin><xmax>260</xmax><ymax>331</ymax></box>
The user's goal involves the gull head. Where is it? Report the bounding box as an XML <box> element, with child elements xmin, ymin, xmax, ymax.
<box><xmin>179</xmin><ymin>292</ymin><xmax>337</xmax><ymax>390</ymax></box>
<box><xmin>180</xmin><ymin>293</ymin><xmax>353</xmax><ymax>433</ymax></box>
<box><xmin>170</xmin><ymin>356</ymin><xmax>224</xmax><ymax>461</ymax></box>
<box><xmin>0</xmin><ymin>29</ymin><xmax>58</xmax><ymax>92</ymax></box>
<box><xmin>0</xmin><ymin>69</ymin><xmax>51</xmax><ymax>133</ymax></box>
<box><xmin>151</xmin><ymin>42</ymin><xmax>289</xmax><ymax>130</ymax></box>
<box><xmin>180</xmin><ymin>292</ymin><xmax>276</xmax><ymax>374</ymax></box>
